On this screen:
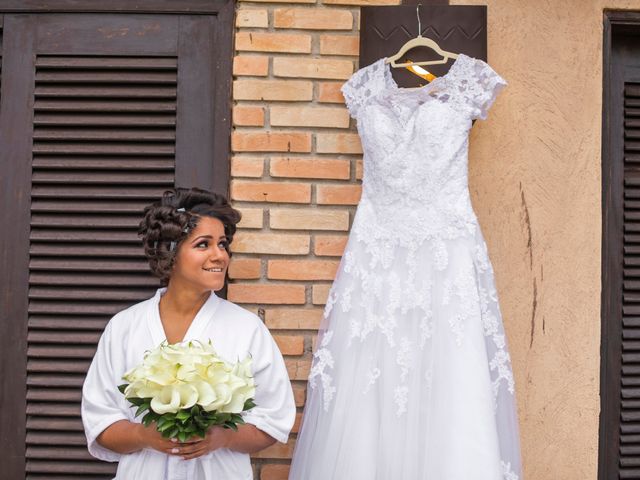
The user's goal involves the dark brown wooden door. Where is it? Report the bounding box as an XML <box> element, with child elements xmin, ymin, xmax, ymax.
<box><xmin>359</xmin><ymin>4</ymin><xmax>486</xmax><ymax>87</ymax></box>
<box><xmin>601</xmin><ymin>11</ymin><xmax>640</xmax><ymax>480</ymax></box>
<box><xmin>0</xmin><ymin>7</ymin><xmax>232</xmax><ymax>478</ymax></box>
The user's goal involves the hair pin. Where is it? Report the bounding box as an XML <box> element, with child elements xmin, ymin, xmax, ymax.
<box><xmin>169</xmin><ymin>241</ymin><xmax>177</xmax><ymax>251</ymax></box>
<box><xmin>176</xmin><ymin>208</ymin><xmax>185</xmax><ymax>212</ymax></box>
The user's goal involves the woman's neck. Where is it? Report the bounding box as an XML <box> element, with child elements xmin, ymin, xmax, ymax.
<box><xmin>158</xmin><ymin>283</ymin><xmax>211</xmax><ymax>343</ymax></box>
<box><xmin>161</xmin><ymin>283</ymin><xmax>211</xmax><ymax>315</ymax></box>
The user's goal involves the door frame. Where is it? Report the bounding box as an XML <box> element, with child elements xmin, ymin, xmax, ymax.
<box><xmin>600</xmin><ymin>9</ymin><xmax>640</xmax><ymax>480</ymax></box>
<box><xmin>0</xmin><ymin>1</ymin><xmax>234</xmax><ymax>477</ymax></box>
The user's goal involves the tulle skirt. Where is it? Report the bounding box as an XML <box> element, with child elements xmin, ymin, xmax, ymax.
<box><xmin>289</xmin><ymin>226</ymin><xmax>522</xmax><ymax>480</ymax></box>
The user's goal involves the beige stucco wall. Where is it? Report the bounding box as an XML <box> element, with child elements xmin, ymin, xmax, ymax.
<box><xmin>450</xmin><ymin>0</ymin><xmax>640</xmax><ymax>478</ymax></box>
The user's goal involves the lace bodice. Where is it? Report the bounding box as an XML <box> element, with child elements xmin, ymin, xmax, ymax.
<box><xmin>341</xmin><ymin>54</ymin><xmax>507</xmax><ymax>253</ymax></box>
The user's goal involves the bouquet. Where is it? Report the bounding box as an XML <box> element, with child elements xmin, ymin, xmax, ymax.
<box><xmin>118</xmin><ymin>340</ymin><xmax>256</xmax><ymax>442</ymax></box>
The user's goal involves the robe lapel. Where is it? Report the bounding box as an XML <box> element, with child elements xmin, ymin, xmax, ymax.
<box><xmin>183</xmin><ymin>291</ymin><xmax>221</xmax><ymax>342</ymax></box>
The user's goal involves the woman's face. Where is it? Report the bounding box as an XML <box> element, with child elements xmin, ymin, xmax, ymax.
<box><xmin>169</xmin><ymin>216</ymin><xmax>230</xmax><ymax>292</ymax></box>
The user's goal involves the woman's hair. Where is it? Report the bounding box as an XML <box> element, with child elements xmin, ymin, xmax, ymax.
<box><xmin>138</xmin><ymin>187</ymin><xmax>241</xmax><ymax>285</ymax></box>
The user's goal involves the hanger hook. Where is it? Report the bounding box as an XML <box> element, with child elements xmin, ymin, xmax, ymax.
<box><xmin>416</xmin><ymin>3</ymin><xmax>422</xmax><ymax>37</ymax></box>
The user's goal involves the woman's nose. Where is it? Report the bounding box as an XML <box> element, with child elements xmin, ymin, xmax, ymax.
<box><xmin>210</xmin><ymin>245</ymin><xmax>227</xmax><ymax>261</ymax></box>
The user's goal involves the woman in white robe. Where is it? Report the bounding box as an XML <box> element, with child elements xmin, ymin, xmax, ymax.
<box><xmin>81</xmin><ymin>188</ymin><xmax>295</xmax><ymax>480</ymax></box>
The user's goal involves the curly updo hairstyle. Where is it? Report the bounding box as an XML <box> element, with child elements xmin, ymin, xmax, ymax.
<box><xmin>138</xmin><ymin>187</ymin><xmax>241</xmax><ymax>285</ymax></box>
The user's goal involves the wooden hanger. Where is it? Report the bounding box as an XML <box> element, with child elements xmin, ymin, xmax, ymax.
<box><xmin>385</xmin><ymin>4</ymin><xmax>459</xmax><ymax>69</ymax></box>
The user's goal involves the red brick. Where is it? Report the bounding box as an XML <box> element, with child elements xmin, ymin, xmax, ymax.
<box><xmin>228</xmin><ymin>258</ymin><xmax>261</xmax><ymax>279</ymax></box>
<box><xmin>292</xmin><ymin>411</ymin><xmax>303</xmax><ymax>433</ymax></box>
<box><xmin>320</xmin><ymin>34</ymin><xmax>359</xmax><ymax>56</ymax></box>
<box><xmin>231</xmin><ymin>180</ymin><xmax>311</xmax><ymax>203</ymax></box>
<box><xmin>240</xmin><ymin>0</ymin><xmax>313</xmax><ymax>3</ymax></box>
<box><xmin>265</xmin><ymin>308</ymin><xmax>323</xmax><ymax>329</ymax></box>
<box><xmin>232</xmin><ymin>232</ymin><xmax>310</xmax><ymax>255</ymax></box>
<box><xmin>318</xmin><ymin>82</ymin><xmax>346</xmax><ymax>103</ymax></box>
<box><xmin>236</xmin><ymin>32</ymin><xmax>311</xmax><ymax>53</ymax></box>
<box><xmin>260</xmin><ymin>464</ymin><xmax>290</xmax><ymax>480</ymax></box>
<box><xmin>233</xmin><ymin>79</ymin><xmax>313</xmax><ymax>101</ymax></box>
<box><xmin>231</xmin><ymin>156</ymin><xmax>265</xmax><ymax>177</ymax></box>
<box><xmin>292</xmin><ymin>383</ymin><xmax>306</xmax><ymax>407</ymax></box>
<box><xmin>316</xmin><ymin>132</ymin><xmax>362</xmax><ymax>154</ymax></box>
<box><xmin>233</xmin><ymin>106</ymin><xmax>265</xmax><ymax>127</ymax></box>
<box><xmin>236</xmin><ymin>9</ymin><xmax>269</xmax><ymax>28</ymax></box>
<box><xmin>316</xmin><ymin>184</ymin><xmax>362</xmax><ymax>205</ymax></box>
<box><xmin>312</xmin><ymin>284</ymin><xmax>332</xmax><ymax>304</ymax></box>
<box><xmin>268</xmin><ymin>259</ymin><xmax>339</xmax><ymax>280</ymax></box>
<box><xmin>270</xmin><ymin>157</ymin><xmax>350</xmax><ymax>180</ymax></box>
<box><xmin>232</xmin><ymin>132</ymin><xmax>312</xmax><ymax>153</ymax></box>
<box><xmin>285</xmin><ymin>359</ymin><xmax>312</xmax><ymax>380</ymax></box>
<box><xmin>273</xmin><ymin>57</ymin><xmax>353</xmax><ymax>80</ymax></box>
<box><xmin>270</xmin><ymin>105</ymin><xmax>349</xmax><ymax>128</ymax></box>
<box><xmin>323</xmin><ymin>0</ymin><xmax>398</xmax><ymax>4</ymax></box>
<box><xmin>273</xmin><ymin>334</ymin><xmax>305</xmax><ymax>355</ymax></box>
<box><xmin>314</xmin><ymin>235</ymin><xmax>348</xmax><ymax>256</ymax></box>
<box><xmin>274</xmin><ymin>8</ymin><xmax>352</xmax><ymax>30</ymax></box>
<box><xmin>227</xmin><ymin>284</ymin><xmax>306</xmax><ymax>305</ymax></box>
<box><xmin>233</xmin><ymin>56</ymin><xmax>269</xmax><ymax>77</ymax></box>
<box><xmin>236</xmin><ymin>208</ymin><xmax>264</xmax><ymax>229</ymax></box>
<box><xmin>270</xmin><ymin>208</ymin><xmax>350</xmax><ymax>231</ymax></box>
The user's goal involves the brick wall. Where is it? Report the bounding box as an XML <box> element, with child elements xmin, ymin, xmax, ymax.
<box><xmin>229</xmin><ymin>0</ymin><xmax>396</xmax><ymax>478</ymax></box>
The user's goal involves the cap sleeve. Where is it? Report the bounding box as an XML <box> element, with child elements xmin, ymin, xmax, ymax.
<box><xmin>457</xmin><ymin>55</ymin><xmax>507</xmax><ymax>120</ymax></box>
<box><xmin>341</xmin><ymin>59</ymin><xmax>388</xmax><ymax>119</ymax></box>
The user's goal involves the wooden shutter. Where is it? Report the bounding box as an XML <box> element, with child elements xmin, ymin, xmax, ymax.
<box><xmin>0</xmin><ymin>15</ymin><xmax>3</xmax><ymax>101</ymax></box>
<box><xmin>0</xmin><ymin>5</ymin><xmax>232</xmax><ymax>478</ymax></box>
<box><xmin>601</xmin><ymin>12</ymin><xmax>640</xmax><ymax>480</ymax></box>
<box><xmin>27</xmin><ymin>54</ymin><xmax>178</xmax><ymax>479</ymax></box>
<box><xmin>621</xmin><ymin>81</ymin><xmax>640</xmax><ymax>479</ymax></box>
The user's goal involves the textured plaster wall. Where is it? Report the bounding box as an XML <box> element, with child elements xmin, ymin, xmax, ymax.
<box><xmin>449</xmin><ymin>0</ymin><xmax>640</xmax><ymax>478</ymax></box>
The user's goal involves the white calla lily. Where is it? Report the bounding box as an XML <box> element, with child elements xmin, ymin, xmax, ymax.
<box><xmin>151</xmin><ymin>385</ymin><xmax>182</xmax><ymax>414</ymax></box>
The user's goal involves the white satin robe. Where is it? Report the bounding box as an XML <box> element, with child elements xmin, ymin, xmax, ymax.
<box><xmin>81</xmin><ymin>289</ymin><xmax>295</xmax><ymax>480</ymax></box>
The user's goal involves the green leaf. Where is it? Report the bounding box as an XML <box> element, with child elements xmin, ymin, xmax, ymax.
<box><xmin>224</xmin><ymin>421</ymin><xmax>238</xmax><ymax>431</ymax></box>
<box><xmin>158</xmin><ymin>421</ymin><xmax>175</xmax><ymax>432</ymax></box>
<box><xmin>165</xmin><ymin>426</ymin><xmax>179</xmax><ymax>439</ymax></box>
<box><xmin>135</xmin><ymin>403</ymin><xmax>150</xmax><ymax>417</ymax></box>
<box><xmin>243</xmin><ymin>398</ymin><xmax>256</xmax><ymax>410</ymax></box>
<box><xmin>176</xmin><ymin>410</ymin><xmax>190</xmax><ymax>421</ymax></box>
<box><xmin>194</xmin><ymin>416</ymin><xmax>208</xmax><ymax>429</ymax></box>
<box><xmin>118</xmin><ymin>384</ymin><xmax>128</xmax><ymax>394</ymax></box>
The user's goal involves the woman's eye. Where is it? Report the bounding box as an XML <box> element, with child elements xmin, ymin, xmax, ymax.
<box><xmin>196</xmin><ymin>241</ymin><xmax>209</xmax><ymax>248</ymax></box>
<box><xmin>218</xmin><ymin>240</ymin><xmax>229</xmax><ymax>250</ymax></box>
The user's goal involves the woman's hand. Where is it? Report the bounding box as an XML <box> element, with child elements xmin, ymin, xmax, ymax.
<box><xmin>136</xmin><ymin>422</ymin><xmax>184</xmax><ymax>455</ymax></box>
<box><xmin>97</xmin><ymin>420</ymin><xmax>177</xmax><ymax>455</ymax></box>
<box><xmin>172</xmin><ymin>423</ymin><xmax>277</xmax><ymax>460</ymax></box>
<box><xmin>98</xmin><ymin>420</ymin><xmax>276</xmax><ymax>459</ymax></box>
<box><xmin>173</xmin><ymin>426</ymin><xmax>232</xmax><ymax>460</ymax></box>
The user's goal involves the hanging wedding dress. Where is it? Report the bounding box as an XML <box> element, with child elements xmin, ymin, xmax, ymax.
<box><xmin>289</xmin><ymin>54</ymin><xmax>522</xmax><ymax>480</ymax></box>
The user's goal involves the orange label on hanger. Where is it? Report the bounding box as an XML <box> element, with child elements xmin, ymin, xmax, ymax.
<box><xmin>406</xmin><ymin>60</ymin><xmax>437</xmax><ymax>83</ymax></box>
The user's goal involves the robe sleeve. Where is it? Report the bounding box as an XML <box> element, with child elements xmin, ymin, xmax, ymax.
<box><xmin>81</xmin><ymin>320</ymin><xmax>128</xmax><ymax>462</ymax></box>
<box><xmin>241</xmin><ymin>322</ymin><xmax>296</xmax><ymax>444</ymax></box>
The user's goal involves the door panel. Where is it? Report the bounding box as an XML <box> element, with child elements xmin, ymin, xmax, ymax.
<box><xmin>0</xmin><ymin>9</ymin><xmax>232</xmax><ymax>478</ymax></box>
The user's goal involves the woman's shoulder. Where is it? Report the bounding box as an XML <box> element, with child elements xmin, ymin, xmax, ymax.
<box><xmin>107</xmin><ymin>293</ymin><xmax>158</xmax><ymax>333</ymax></box>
